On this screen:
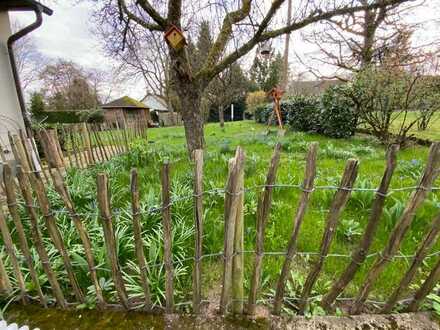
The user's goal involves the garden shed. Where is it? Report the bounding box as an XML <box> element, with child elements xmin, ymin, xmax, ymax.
<box><xmin>102</xmin><ymin>96</ymin><xmax>151</xmax><ymax>128</ymax></box>
<box><xmin>143</xmin><ymin>94</ymin><xmax>182</xmax><ymax>126</ymax></box>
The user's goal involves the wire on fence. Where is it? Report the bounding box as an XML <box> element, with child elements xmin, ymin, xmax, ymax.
<box><xmin>10</xmin><ymin>183</ymin><xmax>440</xmax><ymax>219</ymax></box>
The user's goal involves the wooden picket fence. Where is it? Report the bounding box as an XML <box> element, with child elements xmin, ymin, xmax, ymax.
<box><xmin>0</xmin><ymin>129</ymin><xmax>440</xmax><ymax>316</ymax></box>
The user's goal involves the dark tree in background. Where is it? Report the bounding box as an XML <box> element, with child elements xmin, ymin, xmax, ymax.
<box><xmin>39</xmin><ymin>60</ymin><xmax>103</xmax><ymax>110</ymax></box>
<box><xmin>90</xmin><ymin>0</ymin><xmax>412</xmax><ymax>155</ymax></box>
<box><xmin>249</xmin><ymin>52</ymin><xmax>283</xmax><ymax>92</ymax></box>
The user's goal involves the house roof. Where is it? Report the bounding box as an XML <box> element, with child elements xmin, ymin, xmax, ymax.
<box><xmin>101</xmin><ymin>96</ymin><xmax>147</xmax><ymax>109</ymax></box>
<box><xmin>142</xmin><ymin>95</ymin><xmax>168</xmax><ymax>112</ymax></box>
<box><xmin>0</xmin><ymin>1</ymin><xmax>53</xmax><ymax>15</ymax></box>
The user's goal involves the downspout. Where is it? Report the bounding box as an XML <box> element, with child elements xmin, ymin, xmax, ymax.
<box><xmin>7</xmin><ymin>3</ymin><xmax>43</xmax><ymax>135</ymax></box>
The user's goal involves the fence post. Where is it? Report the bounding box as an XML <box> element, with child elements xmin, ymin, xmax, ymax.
<box><xmin>382</xmin><ymin>211</ymin><xmax>440</xmax><ymax>313</ymax></box>
<box><xmin>0</xmin><ymin>207</ymin><xmax>27</xmax><ymax>303</ymax></box>
<box><xmin>78</xmin><ymin>124</ymin><xmax>91</xmax><ymax>166</ymax></box>
<box><xmin>2</xmin><ymin>164</ymin><xmax>46</xmax><ymax>306</ymax></box>
<box><xmin>161</xmin><ymin>160</ymin><xmax>174</xmax><ymax>313</ymax></box>
<box><xmin>18</xmin><ymin>129</ymin><xmax>35</xmax><ymax>172</ymax></box>
<box><xmin>248</xmin><ymin>143</ymin><xmax>281</xmax><ymax>315</ymax></box>
<box><xmin>49</xmin><ymin>168</ymin><xmax>106</xmax><ymax>308</ymax></box>
<box><xmin>232</xmin><ymin>146</ymin><xmax>245</xmax><ymax>314</ymax></box>
<box><xmin>220</xmin><ymin>147</ymin><xmax>245</xmax><ymax>314</ymax></box>
<box><xmin>28</xmin><ymin>130</ymin><xmax>50</xmax><ymax>183</ymax></box>
<box><xmin>273</xmin><ymin>142</ymin><xmax>318</xmax><ymax>315</ymax></box>
<box><xmin>351</xmin><ymin>142</ymin><xmax>440</xmax><ymax>314</ymax></box>
<box><xmin>12</xmin><ymin>133</ymin><xmax>84</xmax><ymax>303</ymax></box>
<box><xmin>8</xmin><ymin>133</ymin><xmax>31</xmax><ymax>172</ymax></box>
<box><xmin>61</xmin><ymin>125</ymin><xmax>72</xmax><ymax>168</ymax></box>
<box><xmin>130</xmin><ymin>168</ymin><xmax>152</xmax><ymax>311</ymax></box>
<box><xmin>321</xmin><ymin>144</ymin><xmax>398</xmax><ymax>311</ymax></box>
<box><xmin>405</xmin><ymin>257</ymin><xmax>440</xmax><ymax>312</ymax></box>
<box><xmin>83</xmin><ymin>123</ymin><xmax>95</xmax><ymax>164</ymax></box>
<box><xmin>192</xmin><ymin>149</ymin><xmax>204</xmax><ymax>314</ymax></box>
<box><xmin>52</xmin><ymin>127</ymin><xmax>66</xmax><ymax>168</ymax></box>
<box><xmin>69</xmin><ymin>126</ymin><xmax>81</xmax><ymax>168</ymax></box>
<box><xmin>97</xmin><ymin>173</ymin><xmax>130</xmax><ymax>309</ymax></box>
<box><xmin>0</xmin><ymin>253</ymin><xmax>11</xmax><ymax>295</ymax></box>
<box><xmin>298</xmin><ymin>158</ymin><xmax>359</xmax><ymax>314</ymax></box>
<box><xmin>27</xmin><ymin>168</ymin><xmax>85</xmax><ymax>303</ymax></box>
<box><xmin>39</xmin><ymin>129</ymin><xmax>64</xmax><ymax>169</ymax></box>
<box><xmin>16</xmin><ymin>166</ymin><xmax>67</xmax><ymax>308</ymax></box>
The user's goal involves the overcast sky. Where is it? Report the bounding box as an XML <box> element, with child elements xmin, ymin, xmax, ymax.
<box><xmin>11</xmin><ymin>1</ymin><xmax>439</xmax><ymax>101</ymax></box>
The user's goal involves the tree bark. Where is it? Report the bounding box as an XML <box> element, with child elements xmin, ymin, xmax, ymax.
<box><xmin>219</xmin><ymin>105</ymin><xmax>225</xmax><ymax>128</ymax></box>
<box><xmin>178</xmin><ymin>83</ymin><xmax>205</xmax><ymax>155</ymax></box>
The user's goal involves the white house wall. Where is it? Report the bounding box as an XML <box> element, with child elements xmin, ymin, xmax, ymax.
<box><xmin>0</xmin><ymin>12</ymin><xmax>25</xmax><ymax>157</ymax></box>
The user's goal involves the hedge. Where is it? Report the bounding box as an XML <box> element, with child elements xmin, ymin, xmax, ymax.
<box><xmin>254</xmin><ymin>85</ymin><xmax>357</xmax><ymax>138</ymax></box>
<box><xmin>33</xmin><ymin>109</ymin><xmax>104</xmax><ymax>124</ymax></box>
<box><xmin>319</xmin><ymin>85</ymin><xmax>357</xmax><ymax>138</ymax></box>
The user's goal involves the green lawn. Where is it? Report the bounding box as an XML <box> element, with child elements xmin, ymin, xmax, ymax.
<box><xmin>3</xmin><ymin>121</ymin><xmax>439</xmax><ymax>315</ymax></box>
<box><xmin>389</xmin><ymin>111</ymin><xmax>440</xmax><ymax>141</ymax></box>
<box><xmin>120</xmin><ymin>121</ymin><xmax>440</xmax><ymax>310</ymax></box>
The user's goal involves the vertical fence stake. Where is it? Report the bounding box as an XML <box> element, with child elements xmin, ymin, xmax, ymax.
<box><xmin>52</xmin><ymin>127</ymin><xmax>66</xmax><ymax>168</ymax></box>
<box><xmin>49</xmin><ymin>168</ymin><xmax>106</xmax><ymax>308</ymax></box>
<box><xmin>382</xmin><ymin>211</ymin><xmax>440</xmax><ymax>313</ymax></box>
<box><xmin>61</xmin><ymin>125</ymin><xmax>73</xmax><ymax>168</ymax></box>
<box><xmin>161</xmin><ymin>161</ymin><xmax>174</xmax><ymax>313</ymax></box>
<box><xmin>192</xmin><ymin>149</ymin><xmax>204</xmax><ymax>314</ymax></box>
<box><xmin>405</xmin><ymin>257</ymin><xmax>440</xmax><ymax>312</ymax></box>
<box><xmin>2</xmin><ymin>164</ymin><xmax>46</xmax><ymax>306</ymax></box>
<box><xmin>130</xmin><ymin>168</ymin><xmax>152</xmax><ymax>311</ymax></box>
<box><xmin>84</xmin><ymin>123</ymin><xmax>96</xmax><ymax>164</ymax></box>
<box><xmin>298</xmin><ymin>158</ymin><xmax>359</xmax><ymax>314</ymax></box>
<box><xmin>220</xmin><ymin>147</ymin><xmax>245</xmax><ymax>314</ymax></box>
<box><xmin>273</xmin><ymin>142</ymin><xmax>318</xmax><ymax>315</ymax></box>
<box><xmin>351</xmin><ymin>142</ymin><xmax>440</xmax><ymax>314</ymax></box>
<box><xmin>0</xmin><ymin>207</ymin><xmax>27</xmax><ymax>303</ymax></box>
<box><xmin>248</xmin><ymin>143</ymin><xmax>281</xmax><ymax>315</ymax></box>
<box><xmin>321</xmin><ymin>145</ymin><xmax>398</xmax><ymax>311</ymax></box>
<box><xmin>0</xmin><ymin>253</ymin><xmax>11</xmax><ymax>295</ymax></box>
<box><xmin>27</xmin><ymin>168</ymin><xmax>85</xmax><ymax>303</ymax></box>
<box><xmin>12</xmin><ymin>133</ymin><xmax>84</xmax><ymax>303</ymax></box>
<box><xmin>70</xmin><ymin>126</ymin><xmax>81</xmax><ymax>168</ymax></box>
<box><xmin>232</xmin><ymin>146</ymin><xmax>245</xmax><ymax>314</ymax></box>
<box><xmin>16</xmin><ymin>166</ymin><xmax>67</xmax><ymax>308</ymax></box>
<box><xmin>97</xmin><ymin>173</ymin><xmax>130</xmax><ymax>309</ymax></box>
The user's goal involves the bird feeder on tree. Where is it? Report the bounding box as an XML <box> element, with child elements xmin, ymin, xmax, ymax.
<box><xmin>259</xmin><ymin>41</ymin><xmax>273</xmax><ymax>59</ymax></box>
<box><xmin>267</xmin><ymin>86</ymin><xmax>285</xmax><ymax>135</ymax></box>
<box><xmin>164</xmin><ymin>25</ymin><xmax>187</xmax><ymax>50</ymax></box>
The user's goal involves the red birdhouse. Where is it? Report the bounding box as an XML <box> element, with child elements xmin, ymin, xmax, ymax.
<box><xmin>164</xmin><ymin>25</ymin><xmax>187</xmax><ymax>50</ymax></box>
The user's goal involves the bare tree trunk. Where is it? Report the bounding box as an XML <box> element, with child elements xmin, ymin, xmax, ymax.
<box><xmin>169</xmin><ymin>47</ymin><xmax>205</xmax><ymax>155</ymax></box>
<box><xmin>179</xmin><ymin>85</ymin><xmax>205</xmax><ymax>155</ymax></box>
<box><xmin>219</xmin><ymin>105</ymin><xmax>225</xmax><ymax>128</ymax></box>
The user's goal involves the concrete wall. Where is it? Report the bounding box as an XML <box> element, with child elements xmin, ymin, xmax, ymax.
<box><xmin>0</xmin><ymin>12</ymin><xmax>25</xmax><ymax>156</ymax></box>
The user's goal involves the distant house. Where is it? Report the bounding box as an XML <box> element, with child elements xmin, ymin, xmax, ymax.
<box><xmin>142</xmin><ymin>95</ymin><xmax>182</xmax><ymax>126</ymax></box>
<box><xmin>101</xmin><ymin>96</ymin><xmax>151</xmax><ymax>128</ymax></box>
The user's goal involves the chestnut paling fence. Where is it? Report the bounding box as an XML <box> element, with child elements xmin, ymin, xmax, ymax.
<box><xmin>0</xmin><ymin>128</ymin><xmax>440</xmax><ymax>316</ymax></box>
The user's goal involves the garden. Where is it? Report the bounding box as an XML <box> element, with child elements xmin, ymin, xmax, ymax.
<box><xmin>2</xmin><ymin>120</ymin><xmax>439</xmax><ymax>319</ymax></box>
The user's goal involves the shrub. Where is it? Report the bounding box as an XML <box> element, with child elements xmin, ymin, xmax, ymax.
<box><xmin>254</xmin><ymin>103</ymin><xmax>273</xmax><ymax>124</ymax></box>
<box><xmin>351</xmin><ymin>65</ymin><xmax>440</xmax><ymax>145</ymax></box>
<box><xmin>246</xmin><ymin>90</ymin><xmax>268</xmax><ymax>116</ymax></box>
<box><xmin>285</xmin><ymin>96</ymin><xmax>321</xmax><ymax>132</ymax></box>
<box><xmin>319</xmin><ymin>85</ymin><xmax>357</xmax><ymax>138</ymax></box>
<box><xmin>254</xmin><ymin>90</ymin><xmax>357</xmax><ymax>139</ymax></box>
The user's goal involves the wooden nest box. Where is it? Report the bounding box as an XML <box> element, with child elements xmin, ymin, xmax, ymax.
<box><xmin>164</xmin><ymin>25</ymin><xmax>187</xmax><ymax>50</ymax></box>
